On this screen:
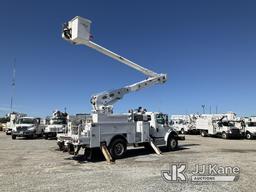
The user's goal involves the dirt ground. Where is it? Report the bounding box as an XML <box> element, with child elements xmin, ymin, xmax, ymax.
<box><xmin>0</xmin><ymin>132</ymin><xmax>255</xmax><ymax>192</ymax></box>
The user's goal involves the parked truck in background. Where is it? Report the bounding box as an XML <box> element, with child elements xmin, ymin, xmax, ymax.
<box><xmin>11</xmin><ymin>117</ymin><xmax>44</xmax><ymax>139</ymax></box>
<box><xmin>44</xmin><ymin>110</ymin><xmax>68</xmax><ymax>139</ymax></box>
<box><xmin>243</xmin><ymin>116</ymin><xmax>256</xmax><ymax>139</ymax></box>
<box><xmin>170</xmin><ymin>114</ymin><xmax>198</xmax><ymax>134</ymax></box>
<box><xmin>196</xmin><ymin>113</ymin><xmax>242</xmax><ymax>139</ymax></box>
<box><xmin>6</xmin><ymin>112</ymin><xmax>27</xmax><ymax>135</ymax></box>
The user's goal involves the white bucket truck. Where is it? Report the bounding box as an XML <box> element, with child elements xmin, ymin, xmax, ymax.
<box><xmin>196</xmin><ymin>112</ymin><xmax>242</xmax><ymax>139</ymax></box>
<box><xmin>60</xmin><ymin>16</ymin><xmax>184</xmax><ymax>161</ymax></box>
<box><xmin>44</xmin><ymin>110</ymin><xmax>68</xmax><ymax>139</ymax></box>
<box><xmin>170</xmin><ymin>114</ymin><xmax>198</xmax><ymax>134</ymax></box>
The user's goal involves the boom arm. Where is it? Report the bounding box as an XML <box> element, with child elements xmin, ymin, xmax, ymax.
<box><xmin>62</xmin><ymin>16</ymin><xmax>167</xmax><ymax>113</ymax></box>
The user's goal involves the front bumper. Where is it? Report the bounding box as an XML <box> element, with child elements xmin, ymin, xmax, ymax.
<box><xmin>227</xmin><ymin>131</ymin><xmax>242</xmax><ymax>139</ymax></box>
<box><xmin>6</xmin><ymin>129</ymin><xmax>12</xmax><ymax>135</ymax></box>
<box><xmin>12</xmin><ymin>130</ymin><xmax>35</xmax><ymax>137</ymax></box>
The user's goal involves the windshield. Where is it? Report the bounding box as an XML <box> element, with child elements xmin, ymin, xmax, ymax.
<box><xmin>222</xmin><ymin>121</ymin><xmax>235</xmax><ymax>127</ymax></box>
<box><xmin>17</xmin><ymin>118</ymin><xmax>35</xmax><ymax>124</ymax></box>
<box><xmin>52</xmin><ymin>119</ymin><xmax>66</xmax><ymax>125</ymax></box>
<box><xmin>248</xmin><ymin>122</ymin><xmax>256</xmax><ymax>127</ymax></box>
<box><xmin>156</xmin><ymin>114</ymin><xmax>168</xmax><ymax>125</ymax></box>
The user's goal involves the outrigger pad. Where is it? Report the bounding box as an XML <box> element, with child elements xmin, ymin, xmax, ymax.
<box><xmin>100</xmin><ymin>144</ymin><xmax>115</xmax><ymax>164</ymax></box>
<box><xmin>149</xmin><ymin>140</ymin><xmax>162</xmax><ymax>155</ymax></box>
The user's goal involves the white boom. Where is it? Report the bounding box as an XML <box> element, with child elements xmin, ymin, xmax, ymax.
<box><xmin>62</xmin><ymin>16</ymin><xmax>167</xmax><ymax>113</ymax></box>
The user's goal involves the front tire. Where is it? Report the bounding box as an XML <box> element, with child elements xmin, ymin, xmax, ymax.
<box><xmin>222</xmin><ymin>132</ymin><xmax>228</xmax><ymax>139</ymax></box>
<box><xmin>12</xmin><ymin>135</ymin><xmax>16</xmax><ymax>140</ymax></box>
<box><xmin>67</xmin><ymin>143</ymin><xmax>75</xmax><ymax>155</ymax></box>
<box><xmin>167</xmin><ymin>137</ymin><xmax>178</xmax><ymax>151</ymax></box>
<box><xmin>246</xmin><ymin>132</ymin><xmax>252</xmax><ymax>140</ymax></box>
<box><xmin>109</xmin><ymin>138</ymin><xmax>127</xmax><ymax>159</ymax></box>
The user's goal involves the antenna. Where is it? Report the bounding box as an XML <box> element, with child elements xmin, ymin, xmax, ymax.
<box><xmin>10</xmin><ymin>59</ymin><xmax>16</xmax><ymax>113</ymax></box>
<box><xmin>201</xmin><ymin>104</ymin><xmax>205</xmax><ymax>114</ymax></box>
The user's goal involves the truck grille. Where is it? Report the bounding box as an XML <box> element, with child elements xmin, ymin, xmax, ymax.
<box><xmin>231</xmin><ymin>129</ymin><xmax>240</xmax><ymax>135</ymax></box>
<box><xmin>16</xmin><ymin>126</ymin><xmax>28</xmax><ymax>132</ymax></box>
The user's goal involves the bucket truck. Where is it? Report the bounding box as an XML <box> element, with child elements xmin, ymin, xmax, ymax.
<box><xmin>196</xmin><ymin>113</ymin><xmax>243</xmax><ymax>139</ymax></box>
<box><xmin>59</xmin><ymin>16</ymin><xmax>184</xmax><ymax>161</ymax></box>
<box><xmin>43</xmin><ymin>110</ymin><xmax>68</xmax><ymax>139</ymax></box>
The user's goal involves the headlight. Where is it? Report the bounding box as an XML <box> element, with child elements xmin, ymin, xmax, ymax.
<box><xmin>28</xmin><ymin>127</ymin><xmax>35</xmax><ymax>131</ymax></box>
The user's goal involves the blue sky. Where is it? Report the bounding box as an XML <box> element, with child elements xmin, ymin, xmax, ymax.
<box><xmin>1</xmin><ymin>0</ymin><xmax>256</xmax><ymax>117</ymax></box>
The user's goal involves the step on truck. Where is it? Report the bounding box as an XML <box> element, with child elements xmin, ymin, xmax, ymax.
<box><xmin>11</xmin><ymin>117</ymin><xmax>44</xmax><ymax>139</ymax></box>
<box><xmin>44</xmin><ymin>110</ymin><xmax>68</xmax><ymax>139</ymax></box>
<box><xmin>57</xmin><ymin>113</ymin><xmax>92</xmax><ymax>152</ymax></box>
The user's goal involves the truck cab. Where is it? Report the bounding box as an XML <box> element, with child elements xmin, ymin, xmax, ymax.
<box><xmin>213</xmin><ymin>120</ymin><xmax>242</xmax><ymax>139</ymax></box>
<box><xmin>11</xmin><ymin>117</ymin><xmax>43</xmax><ymax>139</ymax></box>
<box><xmin>243</xmin><ymin>117</ymin><xmax>256</xmax><ymax>139</ymax></box>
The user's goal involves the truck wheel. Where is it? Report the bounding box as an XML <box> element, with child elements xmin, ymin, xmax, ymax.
<box><xmin>246</xmin><ymin>132</ymin><xmax>252</xmax><ymax>140</ymax></box>
<box><xmin>12</xmin><ymin>135</ymin><xmax>16</xmax><ymax>140</ymax></box>
<box><xmin>44</xmin><ymin>134</ymin><xmax>48</xmax><ymax>140</ymax></box>
<box><xmin>109</xmin><ymin>138</ymin><xmax>127</xmax><ymax>159</ymax></box>
<box><xmin>222</xmin><ymin>132</ymin><xmax>228</xmax><ymax>139</ymax></box>
<box><xmin>181</xmin><ymin>128</ymin><xmax>185</xmax><ymax>135</ymax></box>
<box><xmin>57</xmin><ymin>141</ymin><xmax>64</xmax><ymax>151</ymax></box>
<box><xmin>167</xmin><ymin>137</ymin><xmax>178</xmax><ymax>151</ymax></box>
<box><xmin>201</xmin><ymin>131</ymin><xmax>207</xmax><ymax>137</ymax></box>
<box><xmin>67</xmin><ymin>143</ymin><xmax>75</xmax><ymax>155</ymax></box>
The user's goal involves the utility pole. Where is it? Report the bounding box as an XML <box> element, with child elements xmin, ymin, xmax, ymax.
<box><xmin>10</xmin><ymin>59</ymin><xmax>16</xmax><ymax>113</ymax></box>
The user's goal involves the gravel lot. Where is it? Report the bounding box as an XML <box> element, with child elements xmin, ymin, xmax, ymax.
<box><xmin>0</xmin><ymin>132</ymin><xmax>255</xmax><ymax>192</ymax></box>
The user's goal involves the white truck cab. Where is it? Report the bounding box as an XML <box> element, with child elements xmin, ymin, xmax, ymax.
<box><xmin>11</xmin><ymin>117</ymin><xmax>44</xmax><ymax>139</ymax></box>
<box><xmin>243</xmin><ymin>117</ymin><xmax>256</xmax><ymax>139</ymax></box>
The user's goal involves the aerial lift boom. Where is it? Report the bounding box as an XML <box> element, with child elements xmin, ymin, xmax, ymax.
<box><xmin>62</xmin><ymin>16</ymin><xmax>167</xmax><ymax>113</ymax></box>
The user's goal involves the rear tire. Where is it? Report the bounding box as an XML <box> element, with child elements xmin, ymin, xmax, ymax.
<box><xmin>201</xmin><ymin>130</ymin><xmax>208</xmax><ymax>137</ymax></box>
<box><xmin>12</xmin><ymin>135</ymin><xmax>16</xmax><ymax>140</ymax></box>
<box><xmin>44</xmin><ymin>134</ymin><xmax>48</xmax><ymax>140</ymax></box>
<box><xmin>109</xmin><ymin>138</ymin><xmax>127</xmax><ymax>159</ymax></box>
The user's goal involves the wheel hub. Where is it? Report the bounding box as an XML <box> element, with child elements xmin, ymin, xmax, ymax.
<box><xmin>114</xmin><ymin>143</ymin><xmax>124</xmax><ymax>155</ymax></box>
